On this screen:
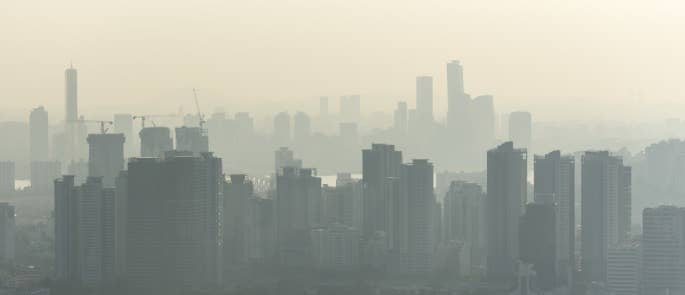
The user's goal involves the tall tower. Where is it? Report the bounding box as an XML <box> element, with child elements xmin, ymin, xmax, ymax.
<box><xmin>581</xmin><ymin>151</ymin><xmax>631</xmax><ymax>283</ymax></box>
<box><xmin>534</xmin><ymin>150</ymin><xmax>575</xmax><ymax>286</ymax></box>
<box><xmin>65</xmin><ymin>65</ymin><xmax>78</xmax><ymax>122</ymax></box>
<box><xmin>362</xmin><ymin>144</ymin><xmax>403</xmax><ymax>241</ymax></box>
<box><xmin>486</xmin><ymin>141</ymin><xmax>527</xmax><ymax>281</ymax></box>
<box><xmin>446</xmin><ymin>60</ymin><xmax>467</xmax><ymax>131</ymax></box>
<box><xmin>30</xmin><ymin>106</ymin><xmax>50</xmax><ymax>162</ymax></box>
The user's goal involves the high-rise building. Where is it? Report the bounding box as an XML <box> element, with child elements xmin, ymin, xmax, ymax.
<box><xmin>311</xmin><ymin>223</ymin><xmax>360</xmax><ymax>271</ymax></box>
<box><xmin>508</xmin><ymin>111</ymin><xmax>532</xmax><ymax>150</ymax></box>
<box><xmin>534</xmin><ymin>150</ymin><xmax>575</xmax><ymax>286</ymax></box>
<box><xmin>64</xmin><ymin>66</ymin><xmax>86</xmax><ymax>164</ymax></box>
<box><xmin>87</xmin><ymin>133</ymin><xmax>125</xmax><ymax>187</ymax></box>
<box><xmin>275</xmin><ymin>167</ymin><xmax>322</xmax><ymax>266</ymax></box>
<box><xmin>30</xmin><ymin>106</ymin><xmax>49</xmax><ymax>162</ymax></box>
<box><xmin>124</xmin><ymin>152</ymin><xmax>223</xmax><ymax>294</ymax></box>
<box><xmin>393</xmin><ymin>101</ymin><xmax>408</xmax><ymax>136</ymax></box>
<box><xmin>65</xmin><ymin>66</ymin><xmax>78</xmax><ymax>122</ymax></box>
<box><xmin>581</xmin><ymin>151</ymin><xmax>632</xmax><ymax>283</ymax></box>
<box><xmin>486</xmin><ymin>142</ymin><xmax>527</xmax><ymax>281</ymax></box>
<box><xmin>519</xmin><ymin>203</ymin><xmax>556</xmax><ymax>291</ymax></box>
<box><xmin>113</xmin><ymin>114</ymin><xmax>134</xmax><ymax>157</ymax></box>
<box><xmin>340</xmin><ymin>95</ymin><xmax>361</xmax><ymax>123</ymax></box>
<box><xmin>606</xmin><ymin>244</ymin><xmax>640</xmax><ymax>295</ymax></box>
<box><xmin>322</xmin><ymin>173</ymin><xmax>363</xmax><ymax>229</ymax></box>
<box><xmin>319</xmin><ymin>96</ymin><xmax>329</xmax><ymax>117</ymax></box>
<box><xmin>415</xmin><ymin>76</ymin><xmax>434</xmax><ymax>122</ymax></box>
<box><xmin>273</xmin><ymin>112</ymin><xmax>291</xmax><ymax>146</ymax></box>
<box><xmin>443</xmin><ymin>180</ymin><xmax>484</xmax><ymax>265</ymax></box>
<box><xmin>446</xmin><ymin>60</ymin><xmax>468</xmax><ymax>136</ymax></box>
<box><xmin>139</xmin><ymin>127</ymin><xmax>172</xmax><ymax>157</ymax></box>
<box><xmin>0</xmin><ymin>162</ymin><xmax>15</xmax><ymax>195</ymax></box>
<box><xmin>0</xmin><ymin>203</ymin><xmax>15</xmax><ymax>265</ymax></box>
<box><xmin>54</xmin><ymin>176</ymin><xmax>115</xmax><ymax>288</ymax></box>
<box><xmin>293</xmin><ymin>112</ymin><xmax>311</xmax><ymax>144</ymax></box>
<box><xmin>274</xmin><ymin>147</ymin><xmax>302</xmax><ymax>173</ymax></box>
<box><xmin>31</xmin><ymin>161</ymin><xmax>61</xmax><ymax>194</ymax></box>
<box><xmin>223</xmin><ymin>174</ymin><xmax>253</xmax><ymax>267</ymax></box>
<box><xmin>175</xmin><ymin>126</ymin><xmax>209</xmax><ymax>154</ymax></box>
<box><xmin>642</xmin><ymin>206</ymin><xmax>685</xmax><ymax>294</ymax></box>
<box><xmin>362</xmin><ymin>144</ymin><xmax>403</xmax><ymax>242</ymax></box>
<box><xmin>398</xmin><ymin>159</ymin><xmax>436</xmax><ymax>273</ymax></box>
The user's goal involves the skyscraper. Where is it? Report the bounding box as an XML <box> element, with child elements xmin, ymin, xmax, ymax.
<box><xmin>581</xmin><ymin>151</ymin><xmax>632</xmax><ymax>283</ymax></box>
<box><xmin>139</xmin><ymin>127</ymin><xmax>172</xmax><ymax>157</ymax></box>
<box><xmin>30</xmin><ymin>106</ymin><xmax>49</xmax><ymax>162</ymax></box>
<box><xmin>443</xmin><ymin>180</ymin><xmax>483</xmax><ymax>263</ymax></box>
<box><xmin>65</xmin><ymin>66</ymin><xmax>78</xmax><ymax>122</ymax></box>
<box><xmin>273</xmin><ymin>112</ymin><xmax>291</xmax><ymax>146</ymax></box>
<box><xmin>175</xmin><ymin>126</ymin><xmax>209</xmax><ymax>154</ymax></box>
<box><xmin>64</xmin><ymin>65</ymin><xmax>86</xmax><ymax>164</ymax></box>
<box><xmin>0</xmin><ymin>162</ymin><xmax>14</xmax><ymax>195</ymax></box>
<box><xmin>534</xmin><ymin>150</ymin><xmax>575</xmax><ymax>286</ymax></box>
<box><xmin>54</xmin><ymin>176</ymin><xmax>115</xmax><ymax>288</ymax></box>
<box><xmin>415</xmin><ymin>76</ymin><xmax>434</xmax><ymax>122</ymax></box>
<box><xmin>340</xmin><ymin>95</ymin><xmax>361</xmax><ymax>123</ymax></box>
<box><xmin>393</xmin><ymin>101</ymin><xmax>408</xmax><ymax>136</ymax></box>
<box><xmin>274</xmin><ymin>147</ymin><xmax>302</xmax><ymax>173</ymax></box>
<box><xmin>446</xmin><ymin>60</ymin><xmax>468</xmax><ymax>135</ymax></box>
<box><xmin>275</xmin><ymin>167</ymin><xmax>322</xmax><ymax>266</ymax></box>
<box><xmin>293</xmin><ymin>112</ymin><xmax>311</xmax><ymax>144</ymax></box>
<box><xmin>113</xmin><ymin>114</ymin><xmax>134</xmax><ymax>157</ymax></box>
<box><xmin>362</xmin><ymin>144</ymin><xmax>402</xmax><ymax>242</ymax></box>
<box><xmin>87</xmin><ymin>133</ymin><xmax>125</xmax><ymax>187</ymax></box>
<box><xmin>0</xmin><ymin>203</ymin><xmax>15</xmax><ymax>265</ymax></box>
<box><xmin>398</xmin><ymin>159</ymin><xmax>436</xmax><ymax>273</ymax></box>
<box><xmin>223</xmin><ymin>174</ymin><xmax>253</xmax><ymax>267</ymax></box>
<box><xmin>519</xmin><ymin>203</ymin><xmax>557</xmax><ymax>291</ymax></box>
<box><xmin>125</xmin><ymin>152</ymin><xmax>223</xmax><ymax>294</ymax></box>
<box><xmin>508</xmin><ymin>111</ymin><xmax>532</xmax><ymax>150</ymax></box>
<box><xmin>319</xmin><ymin>96</ymin><xmax>329</xmax><ymax>117</ymax></box>
<box><xmin>642</xmin><ymin>206</ymin><xmax>685</xmax><ymax>294</ymax></box>
<box><xmin>486</xmin><ymin>142</ymin><xmax>527</xmax><ymax>281</ymax></box>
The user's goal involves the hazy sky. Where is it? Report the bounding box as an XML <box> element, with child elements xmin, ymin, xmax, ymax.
<box><xmin>3</xmin><ymin>0</ymin><xmax>685</xmax><ymax>122</ymax></box>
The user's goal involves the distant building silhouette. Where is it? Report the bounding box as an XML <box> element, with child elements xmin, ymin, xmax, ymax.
<box><xmin>311</xmin><ymin>223</ymin><xmax>360</xmax><ymax>271</ymax></box>
<box><xmin>509</xmin><ymin>111</ymin><xmax>532</xmax><ymax>150</ymax></box>
<box><xmin>113</xmin><ymin>114</ymin><xmax>134</xmax><ymax>157</ymax></box>
<box><xmin>393</xmin><ymin>101</ymin><xmax>408</xmax><ymax>136</ymax></box>
<box><xmin>362</xmin><ymin>144</ymin><xmax>402</xmax><ymax>248</ymax></box>
<box><xmin>87</xmin><ymin>133</ymin><xmax>125</xmax><ymax>187</ymax></box>
<box><xmin>340</xmin><ymin>95</ymin><xmax>361</xmax><ymax>123</ymax></box>
<box><xmin>223</xmin><ymin>174</ymin><xmax>253</xmax><ymax>267</ymax></box>
<box><xmin>175</xmin><ymin>126</ymin><xmax>209</xmax><ymax>154</ymax></box>
<box><xmin>273</xmin><ymin>112</ymin><xmax>291</xmax><ymax>146</ymax></box>
<box><xmin>486</xmin><ymin>142</ymin><xmax>527</xmax><ymax>281</ymax></box>
<box><xmin>29</xmin><ymin>106</ymin><xmax>49</xmax><ymax>162</ymax></box>
<box><xmin>139</xmin><ymin>127</ymin><xmax>172</xmax><ymax>157</ymax></box>
<box><xmin>293</xmin><ymin>112</ymin><xmax>311</xmax><ymax>145</ymax></box>
<box><xmin>0</xmin><ymin>162</ymin><xmax>15</xmax><ymax>194</ymax></box>
<box><xmin>319</xmin><ymin>96</ymin><xmax>329</xmax><ymax>117</ymax></box>
<box><xmin>519</xmin><ymin>202</ymin><xmax>557</xmax><ymax>292</ymax></box>
<box><xmin>443</xmin><ymin>181</ymin><xmax>484</xmax><ymax>267</ymax></box>
<box><xmin>416</xmin><ymin>76</ymin><xmax>434</xmax><ymax>122</ymax></box>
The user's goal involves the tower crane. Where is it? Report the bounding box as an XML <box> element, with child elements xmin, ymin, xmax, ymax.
<box><xmin>192</xmin><ymin>88</ymin><xmax>206</xmax><ymax>132</ymax></box>
<box><xmin>70</xmin><ymin>119</ymin><xmax>113</xmax><ymax>134</ymax></box>
<box><xmin>132</xmin><ymin>114</ymin><xmax>177</xmax><ymax>129</ymax></box>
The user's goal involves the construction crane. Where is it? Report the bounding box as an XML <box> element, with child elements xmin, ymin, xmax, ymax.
<box><xmin>132</xmin><ymin>114</ymin><xmax>176</xmax><ymax>129</ymax></box>
<box><xmin>70</xmin><ymin>119</ymin><xmax>113</xmax><ymax>134</ymax></box>
<box><xmin>192</xmin><ymin>88</ymin><xmax>206</xmax><ymax>130</ymax></box>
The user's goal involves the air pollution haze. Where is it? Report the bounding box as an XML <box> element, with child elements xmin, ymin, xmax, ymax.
<box><xmin>3</xmin><ymin>0</ymin><xmax>685</xmax><ymax>121</ymax></box>
<box><xmin>4</xmin><ymin>1</ymin><xmax>685</xmax><ymax>295</ymax></box>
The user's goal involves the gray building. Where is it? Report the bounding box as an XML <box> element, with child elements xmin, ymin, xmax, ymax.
<box><xmin>581</xmin><ymin>151</ymin><xmax>631</xmax><ymax>283</ymax></box>
<box><xmin>275</xmin><ymin>167</ymin><xmax>321</xmax><ymax>266</ymax></box>
<box><xmin>486</xmin><ymin>141</ymin><xmax>527</xmax><ymax>281</ymax></box>
<box><xmin>54</xmin><ymin>176</ymin><xmax>115</xmax><ymax>288</ymax></box>
<box><xmin>30</xmin><ymin>106</ymin><xmax>49</xmax><ymax>162</ymax></box>
<box><xmin>534</xmin><ymin>150</ymin><xmax>575</xmax><ymax>286</ymax></box>
<box><xmin>415</xmin><ymin>76</ymin><xmax>433</xmax><ymax>122</ymax></box>
<box><xmin>642</xmin><ymin>206</ymin><xmax>685</xmax><ymax>294</ymax></box>
<box><xmin>113</xmin><ymin>114</ymin><xmax>134</xmax><ymax>157</ymax></box>
<box><xmin>273</xmin><ymin>112</ymin><xmax>291</xmax><ymax>146</ymax></box>
<box><xmin>175</xmin><ymin>126</ymin><xmax>209</xmax><ymax>154</ymax></box>
<box><xmin>0</xmin><ymin>161</ymin><xmax>15</xmax><ymax>195</ymax></box>
<box><xmin>139</xmin><ymin>127</ymin><xmax>172</xmax><ymax>158</ymax></box>
<box><xmin>340</xmin><ymin>95</ymin><xmax>361</xmax><ymax>123</ymax></box>
<box><xmin>508</xmin><ymin>111</ymin><xmax>532</xmax><ymax>150</ymax></box>
<box><xmin>443</xmin><ymin>181</ymin><xmax>484</xmax><ymax>266</ymax></box>
<box><xmin>0</xmin><ymin>203</ymin><xmax>15</xmax><ymax>265</ymax></box>
<box><xmin>87</xmin><ymin>133</ymin><xmax>125</xmax><ymax>187</ymax></box>
<box><xmin>362</xmin><ymin>144</ymin><xmax>403</xmax><ymax>246</ymax></box>
<box><xmin>223</xmin><ymin>174</ymin><xmax>253</xmax><ymax>267</ymax></box>
<box><xmin>124</xmin><ymin>152</ymin><xmax>223</xmax><ymax>294</ymax></box>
